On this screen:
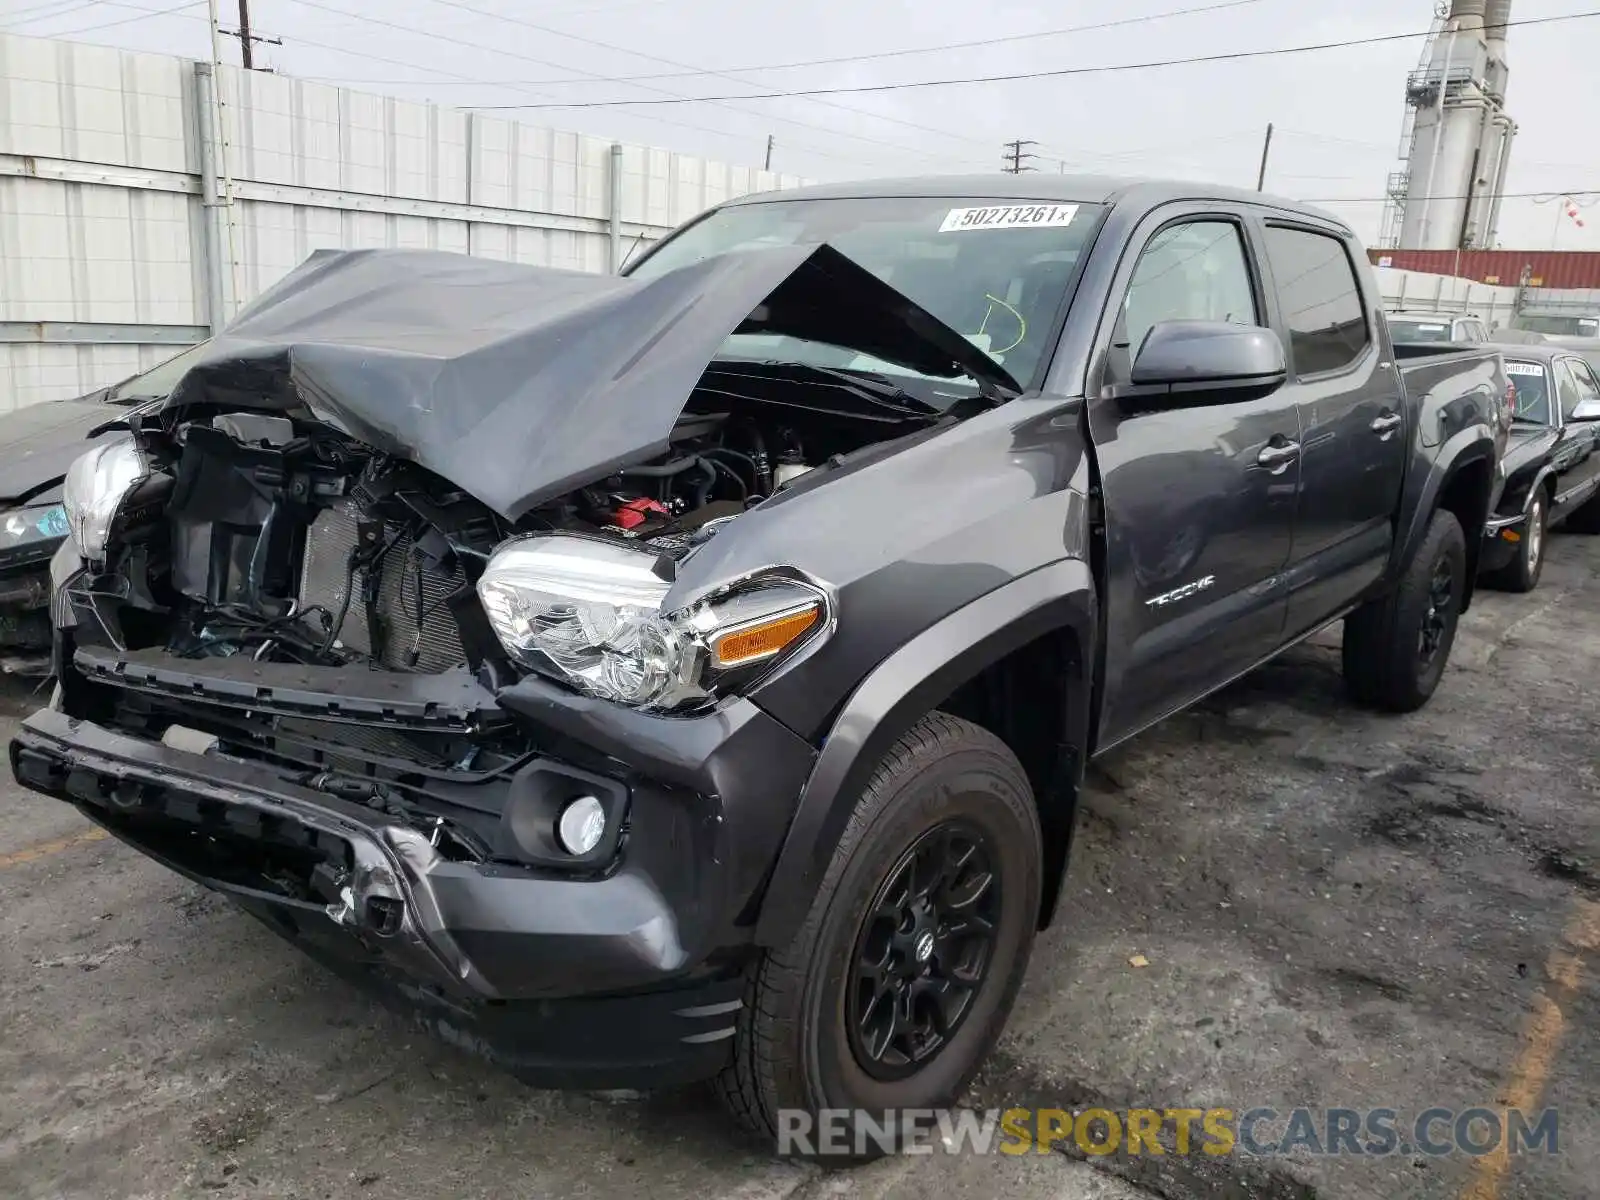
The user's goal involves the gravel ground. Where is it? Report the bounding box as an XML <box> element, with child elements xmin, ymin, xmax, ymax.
<box><xmin>2</xmin><ymin>533</ymin><xmax>1597</xmax><ymax>1200</ymax></box>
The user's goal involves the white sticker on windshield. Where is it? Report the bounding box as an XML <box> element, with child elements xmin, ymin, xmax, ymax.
<box><xmin>939</xmin><ymin>204</ymin><xmax>1080</xmax><ymax>233</ymax></box>
<box><xmin>1506</xmin><ymin>361</ymin><xmax>1544</xmax><ymax>376</ymax></box>
<box><xmin>1417</xmin><ymin>324</ymin><xmax>1447</xmax><ymax>332</ymax></box>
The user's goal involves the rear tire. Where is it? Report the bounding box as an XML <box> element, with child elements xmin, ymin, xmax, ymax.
<box><xmin>1343</xmin><ymin>508</ymin><xmax>1466</xmax><ymax>713</ymax></box>
<box><xmin>1485</xmin><ymin>492</ymin><xmax>1547</xmax><ymax>593</ymax></box>
<box><xmin>716</xmin><ymin>713</ymin><xmax>1041</xmax><ymax>1160</ymax></box>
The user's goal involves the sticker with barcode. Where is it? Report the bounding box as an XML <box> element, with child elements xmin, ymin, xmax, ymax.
<box><xmin>939</xmin><ymin>203</ymin><xmax>1080</xmax><ymax>233</ymax></box>
<box><xmin>1505</xmin><ymin>361</ymin><xmax>1544</xmax><ymax>376</ymax></box>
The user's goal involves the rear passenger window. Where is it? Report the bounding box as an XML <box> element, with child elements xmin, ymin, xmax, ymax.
<box><xmin>1264</xmin><ymin>227</ymin><xmax>1371</xmax><ymax>375</ymax></box>
<box><xmin>1121</xmin><ymin>220</ymin><xmax>1259</xmax><ymax>359</ymax></box>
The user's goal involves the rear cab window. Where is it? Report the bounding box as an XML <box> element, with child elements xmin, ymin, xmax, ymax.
<box><xmin>1262</xmin><ymin>226</ymin><xmax>1371</xmax><ymax>375</ymax></box>
<box><xmin>1388</xmin><ymin>318</ymin><xmax>1453</xmax><ymax>343</ymax></box>
<box><xmin>1513</xmin><ymin>314</ymin><xmax>1600</xmax><ymax>337</ymax></box>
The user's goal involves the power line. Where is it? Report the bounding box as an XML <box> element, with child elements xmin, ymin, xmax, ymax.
<box><xmin>335</xmin><ymin>0</ymin><xmax>1274</xmax><ymax>89</ymax></box>
<box><xmin>474</xmin><ymin>10</ymin><xmax>1600</xmax><ymax>109</ymax></box>
<box><xmin>0</xmin><ymin>0</ymin><xmax>178</xmax><ymax>28</ymax></box>
<box><xmin>280</xmin><ymin>0</ymin><xmax>954</xmax><ymax>168</ymax></box>
<box><xmin>1305</xmin><ymin>189</ymin><xmax>1600</xmax><ymax>205</ymax></box>
<box><xmin>61</xmin><ymin>0</ymin><xmax>883</xmax><ymax>167</ymax></box>
<box><xmin>275</xmin><ymin>0</ymin><xmax>899</xmax><ymax>167</ymax></box>
<box><xmin>44</xmin><ymin>0</ymin><xmax>202</xmax><ymax>36</ymax></box>
<box><xmin>414</xmin><ymin>0</ymin><xmax>997</xmax><ymax>159</ymax></box>
<box><xmin>0</xmin><ymin>0</ymin><xmax>98</xmax><ymax>25</ymax></box>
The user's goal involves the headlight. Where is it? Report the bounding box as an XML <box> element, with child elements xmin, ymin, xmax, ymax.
<box><xmin>476</xmin><ymin>535</ymin><xmax>828</xmax><ymax>711</ymax></box>
<box><xmin>62</xmin><ymin>439</ymin><xmax>148</xmax><ymax>565</ymax></box>
<box><xmin>0</xmin><ymin>503</ymin><xmax>71</xmax><ymax>550</ymax></box>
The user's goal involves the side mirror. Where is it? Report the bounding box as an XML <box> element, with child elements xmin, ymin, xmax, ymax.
<box><xmin>1571</xmin><ymin>398</ymin><xmax>1600</xmax><ymax>421</ymax></box>
<box><xmin>1129</xmin><ymin>320</ymin><xmax>1287</xmax><ymax>396</ymax></box>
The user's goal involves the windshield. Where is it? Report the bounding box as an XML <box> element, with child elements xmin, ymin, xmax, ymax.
<box><xmin>1505</xmin><ymin>360</ymin><xmax>1553</xmax><ymax>424</ymax></box>
<box><xmin>1513</xmin><ymin>314</ymin><xmax>1600</xmax><ymax>337</ymax></box>
<box><xmin>1389</xmin><ymin>318</ymin><xmax>1454</xmax><ymax>343</ymax></box>
<box><xmin>625</xmin><ymin>195</ymin><xmax>1105</xmax><ymax>393</ymax></box>
<box><xmin>106</xmin><ymin>341</ymin><xmax>212</xmax><ymax>404</ymax></box>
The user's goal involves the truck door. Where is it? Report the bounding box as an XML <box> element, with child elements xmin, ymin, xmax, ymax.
<box><xmin>1085</xmin><ymin>210</ymin><xmax>1300</xmax><ymax>749</ymax></box>
<box><xmin>1260</xmin><ymin>223</ymin><xmax>1407</xmax><ymax>634</ymax></box>
<box><xmin>1550</xmin><ymin>357</ymin><xmax>1600</xmax><ymax>520</ymax></box>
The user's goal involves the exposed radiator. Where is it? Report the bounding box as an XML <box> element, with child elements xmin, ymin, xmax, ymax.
<box><xmin>297</xmin><ymin>499</ymin><xmax>468</xmax><ymax>673</ymax></box>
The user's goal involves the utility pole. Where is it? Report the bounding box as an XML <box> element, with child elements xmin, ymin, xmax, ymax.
<box><xmin>1002</xmin><ymin>139</ymin><xmax>1039</xmax><ymax>174</ymax></box>
<box><xmin>237</xmin><ymin>0</ymin><xmax>252</xmax><ymax>68</ymax></box>
<box><xmin>1255</xmin><ymin>123</ymin><xmax>1274</xmax><ymax>191</ymax></box>
<box><xmin>764</xmin><ymin>134</ymin><xmax>774</xmax><ymax>171</ymax></box>
<box><xmin>219</xmin><ymin>0</ymin><xmax>281</xmax><ymax>69</ymax></box>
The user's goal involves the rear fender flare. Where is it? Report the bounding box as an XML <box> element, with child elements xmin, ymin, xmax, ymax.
<box><xmin>1392</xmin><ymin>428</ymin><xmax>1498</xmax><ymax>604</ymax></box>
<box><xmin>752</xmin><ymin>558</ymin><xmax>1096</xmax><ymax>948</ymax></box>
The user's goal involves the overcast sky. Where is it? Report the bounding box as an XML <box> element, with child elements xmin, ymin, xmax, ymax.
<box><xmin>4</xmin><ymin>0</ymin><xmax>1598</xmax><ymax>248</ymax></box>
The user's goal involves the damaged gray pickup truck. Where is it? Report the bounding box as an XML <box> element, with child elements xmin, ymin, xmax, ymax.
<box><xmin>12</xmin><ymin>177</ymin><xmax>1509</xmax><ymax>1151</ymax></box>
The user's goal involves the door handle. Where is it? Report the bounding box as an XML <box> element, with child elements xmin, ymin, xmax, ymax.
<box><xmin>1371</xmin><ymin>411</ymin><xmax>1403</xmax><ymax>439</ymax></box>
<box><xmin>1256</xmin><ymin>440</ymin><xmax>1301</xmax><ymax>474</ymax></box>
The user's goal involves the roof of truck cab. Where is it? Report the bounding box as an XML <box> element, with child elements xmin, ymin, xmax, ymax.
<box><xmin>721</xmin><ymin>174</ymin><xmax>1350</xmax><ymax>231</ymax></box>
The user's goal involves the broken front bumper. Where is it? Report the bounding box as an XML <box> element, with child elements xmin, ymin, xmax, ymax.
<box><xmin>0</xmin><ymin>526</ymin><xmax>62</xmax><ymax>669</ymax></box>
<box><xmin>12</xmin><ymin>676</ymin><xmax>815</xmax><ymax>1088</ymax></box>
<box><xmin>1480</xmin><ymin>509</ymin><xmax>1528</xmax><ymax>572</ymax></box>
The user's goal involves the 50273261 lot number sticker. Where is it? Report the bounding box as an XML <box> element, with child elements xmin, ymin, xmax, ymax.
<box><xmin>938</xmin><ymin>204</ymin><xmax>1080</xmax><ymax>233</ymax></box>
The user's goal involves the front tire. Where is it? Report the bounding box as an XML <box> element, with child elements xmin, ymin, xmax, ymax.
<box><xmin>1486</xmin><ymin>492</ymin><xmax>1547</xmax><ymax>593</ymax></box>
<box><xmin>1342</xmin><ymin>508</ymin><xmax>1466</xmax><ymax>713</ymax></box>
<box><xmin>716</xmin><ymin>713</ymin><xmax>1041</xmax><ymax>1159</ymax></box>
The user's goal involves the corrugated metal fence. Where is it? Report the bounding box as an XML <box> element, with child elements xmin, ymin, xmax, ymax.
<box><xmin>1371</xmin><ymin>249</ymin><xmax>1600</xmax><ymax>291</ymax></box>
<box><xmin>0</xmin><ymin>31</ymin><xmax>807</xmax><ymax>411</ymax></box>
<box><xmin>1372</xmin><ymin>265</ymin><xmax>1600</xmax><ymax>330</ymax></box>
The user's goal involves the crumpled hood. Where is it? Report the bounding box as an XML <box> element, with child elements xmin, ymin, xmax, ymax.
<box><xmin>153</xmin><ymin>245</ymin><xmax>1019</xmax><ymax>520</ymax></box>
<box><xmin>0</xmin><ymin>396</ymin><xmax>125</xmax><ymax>506</ymax></box>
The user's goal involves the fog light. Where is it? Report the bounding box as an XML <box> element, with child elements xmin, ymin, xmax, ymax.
<box><xmin>556</xmin><ymin>795</ymin><xmax>607</xmax><ymax>856</ymax></box>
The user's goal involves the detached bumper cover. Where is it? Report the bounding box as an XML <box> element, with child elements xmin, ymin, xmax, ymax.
<box><xmin>1484</xmin><ymin>511</ymin><xmax>1527</xmax><ymax>534</ymax></box>
<box><xmin>10</xmin><ymin>703</ymin><xmax>806</xmax><ymax>1087</ymax></box>
<box><xmin>1481</xmin><ymin>509</ymin><xmax>1527</xmax><ymax>571</ymax></box>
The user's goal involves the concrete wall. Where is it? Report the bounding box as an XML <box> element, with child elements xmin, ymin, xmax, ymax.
<box><xmin>0</xmin><ymin>31</ymin><xmax>807</xmax><ymax>410</ymax></box>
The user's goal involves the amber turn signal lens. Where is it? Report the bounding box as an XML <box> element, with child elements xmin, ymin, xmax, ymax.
<box><xmin>710</xmin><ymin>605</ymin><xmax>821</xmax><ymax>667</ymax></box>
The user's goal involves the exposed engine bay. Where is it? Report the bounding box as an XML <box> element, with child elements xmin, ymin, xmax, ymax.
<box><xmin>79</xmin><ymin>369</ymin><xmax>931</xmax><ymax>678</ymax></box>
<box><xmin>48</xmin><ymin>244</ymin><xmax>1008</xmax><ymax>873</ymax></box>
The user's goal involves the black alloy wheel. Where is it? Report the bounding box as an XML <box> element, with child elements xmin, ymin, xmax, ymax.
<box><xmin>715</xmin><ymin>712</ymin><xmax>1042</xmax><ymax>1160</ymax></box>
<box><xmin>1342</xmin><ymin>508</ymin><xmax>1466</xmax><ymax>713</ymax></box>
<box><xmin>847</xmin><ymin>821</ymin><xmax>1002</xmax><ymax>1081</ymax></box>
<box><xmin>1418</xmin><ymin>558</ymin><xmax>1454</xmax><ymax>668</ymax></box>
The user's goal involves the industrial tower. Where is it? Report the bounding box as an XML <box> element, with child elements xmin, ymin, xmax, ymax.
<box><xmin>1378</xmin><ymin>0</ymin><xmax>1518</xmax><ymax>250</ymax></box>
